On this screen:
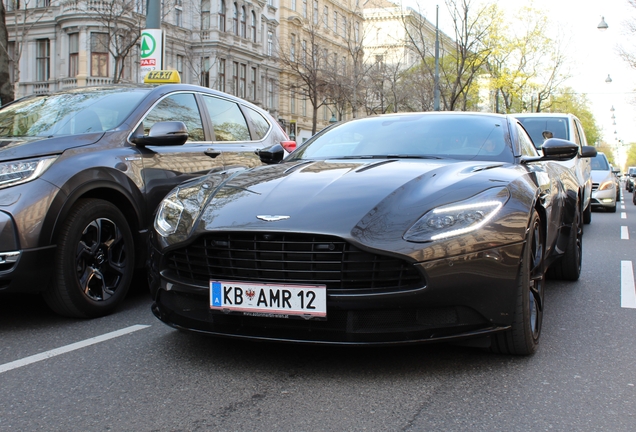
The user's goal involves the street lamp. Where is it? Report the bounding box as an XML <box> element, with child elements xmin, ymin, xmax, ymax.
<box><xmin>433</xmin><ymin>4</ymin><xmax>440</xmax><ymax>111</ymax></box>
<box><xmin>598</xmin><ymin>16</ymin><xmax>609</xmax><ymax>31</ymax></box>
<box><xmin>605</xmin><ymin>74</ymin><xmax>613</xmax><ymax>83</ymax></box>
<box><xmin>329</xmin><ymin>114</ymin><xmax>337</xmax><ymax>124</ymax></box>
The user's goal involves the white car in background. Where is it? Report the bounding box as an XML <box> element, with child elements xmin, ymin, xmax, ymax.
<box><xmin>514</xmin><ymin>113</ymin><xmax>596</xmax><ymax>224</ymax></box>
<box><xmin>590</xmin><ymin>152</ymin><xmax>617</xmax><ymax>212</ymax></box>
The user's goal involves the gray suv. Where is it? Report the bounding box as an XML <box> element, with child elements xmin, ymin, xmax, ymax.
<box><xmin>0</xmin><ymin>84</ymin><xmax>289</xmax><ymax>318</ymax></box>
<box><xmin>514</xmin><ymin>113</ymin><xmax>596</xmax><ymax>224</ymax></box>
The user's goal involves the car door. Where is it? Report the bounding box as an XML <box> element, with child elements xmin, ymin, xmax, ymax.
<box><xmin>199</xmin><ymin>94</ymin><xmax>270</xmax><ymax>170</ymax></box>
<box><xmin>137</xmin><ymin>91</ymin><xmax>226</xmax><ymax>211</ymax></box>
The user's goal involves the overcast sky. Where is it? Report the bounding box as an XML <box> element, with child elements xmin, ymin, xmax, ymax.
<box><xmin>403</xmin><ymin>0</ymin><xmax>636</xmax><ymax>144</ymax></box>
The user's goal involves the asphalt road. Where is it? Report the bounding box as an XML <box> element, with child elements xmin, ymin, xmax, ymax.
<box><xmin>1</xmin><ymin>192</ymin><xmax>636</xmax><ymax>431</ymax></box>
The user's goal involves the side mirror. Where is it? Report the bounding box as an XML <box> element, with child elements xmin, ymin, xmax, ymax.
<box><xmin>130</xmin><ymin>121</ymin><xmax>189</xmax><ymax>147</ymax></box>
<box><xmin>257</xmin><ymin>143</ymin><xmax>285</xmax><ymax>164</ymax></box>
<box><xmin>541</xmin><ymin>138</ymin><xmax>579</xmax><ymax>161</ymax></box>
<box><xmin>580</xmin><ymin>145</ymin><xmax>597</xmax><ymax>158</ymax></box>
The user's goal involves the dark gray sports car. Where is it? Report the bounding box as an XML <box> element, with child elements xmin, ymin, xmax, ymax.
<box><xmin>148</xmin><ymin>112</ymin><xmax>596</xmax><ymax>355</ymax></box>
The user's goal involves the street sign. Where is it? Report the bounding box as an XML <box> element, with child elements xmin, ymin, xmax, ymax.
<box><xmin>140</xmin><ymin>29</ymin><xmax>163</xmax><ymax>79</ymax></box>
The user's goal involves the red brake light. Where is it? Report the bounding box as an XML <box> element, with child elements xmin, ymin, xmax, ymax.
<box><xmin>281</xmin><ymin>140</ymin><xmax>296</xmax><ymax>152</ymax></box>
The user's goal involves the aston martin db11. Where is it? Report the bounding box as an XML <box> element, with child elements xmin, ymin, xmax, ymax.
<box><xmin>148</xmin><ymin>112</ymin><xmax>596</xmax><ymax>355</ymax></box>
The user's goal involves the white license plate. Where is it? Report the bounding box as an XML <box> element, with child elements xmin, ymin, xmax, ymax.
<box><xmin>209</xmin><ymin>280</ymin><xmax>327</xmax><ymax>319</ymax></box>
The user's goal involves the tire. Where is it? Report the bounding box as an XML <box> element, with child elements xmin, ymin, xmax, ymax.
<box><xmin>608</xmin><ymin>203</ymin><xmax>617</xmax><ymax>213</ymax></box>
<box><xmin>583</xmin><ymin>202</ymin><xmax>592</xmax><ymax>224</ymax></box>
<box><xmin>43</xmin><ymin>199</ymin><xmax>135</xmax><ymax>318</ymax></box>
<box><xmin>491</xmin><ymin>210</ymin><xmax>544</xmax><ymax>356</ymax></box>
<box><xmin>547</xmin><ymin>201</ymin><xmax>582</xmax><ymax>281</ymax></box>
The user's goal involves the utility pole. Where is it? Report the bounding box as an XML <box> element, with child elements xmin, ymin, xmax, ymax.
<box><xmin>434</xmin><ymin>5</ymin><xmax>440</xmax><ymax>111</ymax></box>
<box><xmin>146</xmin><ymin>0</ymin><xmax>161</xmax><ymax>28</ymax></box>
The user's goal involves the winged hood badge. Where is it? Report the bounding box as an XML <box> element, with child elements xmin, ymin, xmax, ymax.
<box><xmin>257</xmin><ymin>215</ymin><xmax>291</xmax><ymax>222</ymax></box>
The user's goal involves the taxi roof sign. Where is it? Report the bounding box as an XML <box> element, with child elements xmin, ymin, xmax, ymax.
<box><xmin>144</xmin><ymin>70</ymin><xmax>181</xmax><ymax>84</ymax></box>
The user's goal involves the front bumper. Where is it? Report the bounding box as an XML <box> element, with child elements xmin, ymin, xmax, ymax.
<box><xmin>591</xmin><ymin>188</ymin><xmax>616</xmax><ymax>209</ymax></box>
<box><xmin>150</xmin><ymin>241</ymin><xmax>524</xmax><ymax>345</ymax></box>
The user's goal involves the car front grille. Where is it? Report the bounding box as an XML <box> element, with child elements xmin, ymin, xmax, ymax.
<box><xmin>165</xmin><ymin>232</ymin><xmax>425</xmax><ymax>294</ymax></box>
<box><xmin>592</xmin><ymin>182</ymin><xmax>599</xmax><ymax>192</ymax></box>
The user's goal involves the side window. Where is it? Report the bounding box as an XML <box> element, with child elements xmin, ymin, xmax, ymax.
<box><xmin>201</xmin><ymin>95</ymin><xmax>250</xmax><ymax>141</ymax></box>
<box><xmin>243</xmin><ymin>106</ymin><xmax>271</xmax><ymax>140</ymax></box>
<box><xmin>574</xmin><ymin>119</ymin><xmax>588</xmax><ymax>146</ymax></box>
<box><xmin>570</xmin><ymin>119</ymin><xmax>582</xmax><ymax>147</ymax></box>
<box><xmin>516</xmin><ymin>124</ymin><xmax>538</xmax><ymax>157</ymax></box>
<box><xmin>143</xmin><ymin>93</ymin><xmax>205</xmax><ymax>142</ymax></box>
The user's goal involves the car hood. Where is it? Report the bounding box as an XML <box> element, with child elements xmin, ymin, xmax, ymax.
<box><xmin>192</xmin><ymin>159</ymin><xmax>518</xmax><ymax>245</ymax></box>
<box><xmin>591</xmin><ymin>169</ymin><xmax>613</xmax><ymax>183</ymax></box>
<box><xmin>0</xmin><ymin>133</ymin><xmax>104</xmax><ymax>160</ymax></box>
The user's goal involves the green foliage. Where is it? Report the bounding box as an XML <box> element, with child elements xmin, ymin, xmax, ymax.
<box><xmin>547</xmin><ymin>90</ymin><xmax>601</xmax><ymax>146</ymax></box>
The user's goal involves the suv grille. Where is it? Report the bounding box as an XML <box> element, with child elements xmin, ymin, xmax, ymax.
<box><xmin>165</xmin><ymin>232</ymin><xmax>424</xmax><ymax>293</ymax></box>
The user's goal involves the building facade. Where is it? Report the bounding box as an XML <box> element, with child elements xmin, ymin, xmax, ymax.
<box><xmin>3</xmin><ymin>0</ymin><xmax>281</xmax><ymax>118</ymax></box>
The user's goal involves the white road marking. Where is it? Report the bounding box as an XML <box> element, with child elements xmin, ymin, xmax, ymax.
<box><xmin>0</xmin><ymin>324</ymin><xmax>150</xmax><ymax>374</ymax></box>
<box><xmin>621</xmin><ymin>212</ymin><xmax>627</xmax><ymax>219</ymax></box>
<box><xmin>621</xmin><ymin>261</ymin><xmax>636</xmax><ymax>309</ymax></box>
<box><xmin>621</xmin><ymin>205</ymin><xmax>626</xmax><ymax>210</ymax></box>
<box><xmin>622</xmin><ymin>226</ymin><xmax>630</xmax><ymax>239</ymax></box>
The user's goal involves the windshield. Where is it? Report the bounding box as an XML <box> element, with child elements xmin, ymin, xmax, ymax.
<box><xmin>291</xmin><ymin>114</ymin><xmax>514</xmax><ymax>163</ymax></box>
<box><xmin>591</xmin><ymin>154</ymin><xmax>610</xmax><ymax>171</ymax></box>
<box><xmin>0</xmin><ymin>88</ymin><xmax>150</xmax><ymax>138</ymax></box>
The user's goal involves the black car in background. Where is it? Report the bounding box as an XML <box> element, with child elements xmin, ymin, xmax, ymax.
<box><xmin>0</xmin><ymin>83</ymin><xmax>289</xmax><ymax>318</ymax></box>
<box><xmin>149</xmin><ymin>112</ymin><xmax>594</xmax><ymax>355</ymax></box>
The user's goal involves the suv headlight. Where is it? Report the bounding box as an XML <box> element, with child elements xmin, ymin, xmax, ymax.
<box><xmin>404</xmin><ymin>187</ymin><xmax>510</xmax><ymax>242</ymax></box>
<box><xmin>0</xmin><ymin>156</ymin><xmax>57</xmax><ymax>189</ymax></box>
<box><xmin>598</xmin><ymin>180</ymin><xmax>615</xmax><ymax>191</ymax></box>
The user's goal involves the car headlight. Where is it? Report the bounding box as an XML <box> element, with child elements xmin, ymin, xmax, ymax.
<box><xmin>403</xmin><ymin>187</ymin><xmax>510</xmax><ymax>242</ymax></box>
<box><xmin>598</xmin><ymin>180</ymin><xmax>615</xmax><ymax>191</ymax></box>
<box><xmin>0</xmin><ymin>156</ymin><xmax>57</xmax><ymax>189</ymax></box>
<box><xmin>154</xmin><ymin>176</ymin><xmax>218</xmax><ymax>238</ymax></box>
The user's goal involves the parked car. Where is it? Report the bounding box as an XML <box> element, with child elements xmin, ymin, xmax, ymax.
<box><xmin>626</xmin><ymin>166</ymin><xmax>636</xmax><ymax>192</ymax></box>
<box><xmin>590</xmin><ymin>152</ymin><xmax>617</xmax><ymax>212</ymax></box>
<box><xmin>149</xmin><ymin>112</ymin><xmax>593</xmax><ymax>356</ymax></box>
<box><xmin>514</xmin><ymin>113</ymin><xmax>595</xmax><ymax>224</ymax></box>
<box><xmin>0</xmin><ymin>79</ymin><xmax>290</xmax><ymax>318</ymax></box>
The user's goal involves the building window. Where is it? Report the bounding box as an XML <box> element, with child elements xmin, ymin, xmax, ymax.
<box><xmin>323</xmin><ymin>6</ymin><xmax>328</xmax><ymax>29</ymax></box>
<box><xmin>333</xmin><ymin>11</ymin><xmax>337</xmax><ymax>34</ymax></box>
<box><xmin>232</xmin><ymin>61</ymin><xmax>238</xmax><ymax>95</ymax></box>
<box><xmin>251</xmin><ymin>11</ymin><xmax>256</xmax><ymax>42</ymax></box>
<box><xmin>239</xmin><ymin>64</ymin><xmax>246</xmax><ymax>98</ymax></box>
<box><xmin>355</xmin><ymin>21</ymin><xmax>360</xmax><ymax>42</ymax></box>
<box><xmin>302</xmin><ymin>0</ymin><xmax>307</xmax><ymax>18</ymax></box>
<box><xmin>267</xmin><ymin>79</ymin><xmax>274</xmax><ymax>109</ymax></box>
<box><xmin>201</xmin><ymin>0</ymin><xmax>210</xmax><ymax>34</ymax></box>
<box><xmin>240</xmin><ymin>6</ymin><xmax>246</xmax><ymax>38</ymax></box>
<box><xmin>312</xmin><ymin>0</ymin><xmax>317</xmax><ymax>24</ymax></box>
<box><xmin>291</xmin><ymin>0</ymin><xmax>296</xmax><ymax>11</ymax></box>
<box><xmin>290</xmin><ymin>86</ymin><xmax>296</xmax><ymax>114</ymax></box>
<box><xmin>290</xmin><ymin>33</ymin><xmax>295</xmax><ymax>62</ymax></box>
<box><xmin>176</xmin><ymin>54</ymin><xmax>183</xmax><ymax>76</ymax></box>
<box><xmin>35</xmin><ymin>0</ymin><xmax>49</xmax><ymax>7</ymax></box>
<box><xmin>175</xmin><ymin>8</ymin><xmax>182</xmax><ymax>26</ymax></box>
<box><xmin>36</xmin><ymin>38</ymin><xmax>50</xmax><ymax>81</ymax></box>
<box><xmin>218</xmin><ymin>0</ymin><xmax>226</xmax><ymax>31</ymax></box>
<box><xmin>233</xmin><ymin>2</ymin><xmax>238</xmax><ymax>35</ymax></box>
<box><xmin>342</xmin><ymin>16</ymin><xmax>346</xmax><ymax>37</ymax></box>
<box><xmin>201</xmin><ymin>57</ymin><xmax>210</xmax><ymax>86</ymax></box>
<box><xmin>302</xmin><ymin>95</ymin><xmax>306</xmax><ymax>117</ymax></box>
<box><xmin>69</xmin><ymin>33</ymin><xmax>79</xmax><ymax>77</ymax></box>
<box><xmin>267</xmin><ymin>30</ymin><xmax>273</xmax><ymax>56</ymax></box>
<box><xmin>267</xmin><ymin>0</ymin><xmax>273</xmax><ymax>6</ymax></box>
<box><xmin>251</xmin><ymin>66</ymin><xmax>256</xmax><ymax>100</ymax></box>
<box><xmin>8</xmin><ymin>41</ymin><xmax>15</xmax><ymax>83</ymax></box>
<box><xmin>90</xmin><ymin>33</ymin><xmax>108</xmax><ymax>77</ymax></box>
<box><xmin>218</xmin><ymin>58</ymin><xmax>226</xmax><ymax>92</ymax></box>
<box><xmin>301</xmin><ymin>39</ymin><xmax>306</xmax><ymax>64</ymax></box>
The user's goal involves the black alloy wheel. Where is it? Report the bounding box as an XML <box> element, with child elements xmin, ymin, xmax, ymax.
<box><xmin>43</xmin><ymin>199</ymin><xmax>135</xmax><ymax>318</ymax></box>
<box><xmin>491</xmin><ymin>209</ymin><xmax>545</xmax><ymax>355</ymax></box>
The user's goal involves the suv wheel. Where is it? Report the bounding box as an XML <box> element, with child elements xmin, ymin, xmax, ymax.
<box><xmin>43</xmin><ymin>199</ymin><xmax>135</xmax><ymax>318</ymax></box>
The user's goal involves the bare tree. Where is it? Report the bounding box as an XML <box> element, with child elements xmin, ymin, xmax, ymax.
<box><xmin>0</xmin><ymin>0</ymin><xmax>11</xmax><ymax>104</ymax></box>
<box><xmin>278</xmin><ymin>21</ymin><xmax>330</xmax><ymax>135</ymax></box>
<box><xmin>0</xmin><ymin>0</ymin><xmax>53</xmax><ymax>99</ymax></box>
<box><xmin>402</xmin><ymin>0</ymin><xmax>495</xmax><ymax>111</ymax></box>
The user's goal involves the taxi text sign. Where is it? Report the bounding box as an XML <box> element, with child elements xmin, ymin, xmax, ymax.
<box><xmin>139</xmin><ymin>29</ymin><xmax>163</xmax><ymax>79</ymax></box>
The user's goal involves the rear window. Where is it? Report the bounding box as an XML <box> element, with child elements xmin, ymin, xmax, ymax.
<box><xmin>516</xmin><ymin>117</ymin><xmax>569</xmax><ymax>149</ymax></box>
